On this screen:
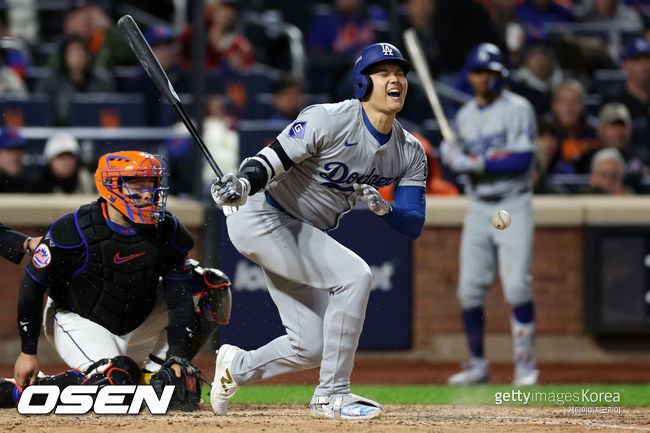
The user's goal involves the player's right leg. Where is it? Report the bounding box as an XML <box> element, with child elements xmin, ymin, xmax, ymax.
<box><xmin>43</xmin><ymin>297</ymin><xmax>126</xmax><ymax>371</ymax></box>
<box><xmin>221</xmin><ymin>194</ymin><xmax>378</xmax><ymax>417</ymax></box>
<box><xmin>448</xmin><ymin>201</ymin><xmax>495</xmax><ymax>385</ymax></box>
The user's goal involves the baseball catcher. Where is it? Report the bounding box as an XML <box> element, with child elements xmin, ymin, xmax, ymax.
<box><xmin>5</xmin><ymin>151</ymin><xmax>231</xmax><ymax>411</ymax></box>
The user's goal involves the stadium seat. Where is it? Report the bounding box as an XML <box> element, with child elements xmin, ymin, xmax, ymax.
<box><xmin>0</xmin><ymin>94</ymin><xmax>51</xmax><ymax>126</ymax></box>
<box><xmin>68</xmin><ymin>93</ymin><xmax>146</xmax><ymax>127</ymax></box>
<box><xmin>237</xmin><ymin>120</ymin><xmax>286</xmax><ymax>161</ymax></box>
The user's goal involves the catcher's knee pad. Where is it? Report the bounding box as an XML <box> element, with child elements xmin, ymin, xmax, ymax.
<box><xmin>187</xmin><ymin>261</ymin><xmax>232</xmax><ymax>358</ymax></box>
<box><xmin>84</xmin><ymin>355</ymin><xmax>142</xmax><ymax>386</ymax></box>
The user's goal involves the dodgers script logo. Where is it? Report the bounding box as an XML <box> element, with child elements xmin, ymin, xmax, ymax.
<box><xmin>381</xmin><ymin>43</ymin><xmax>394</xmax><ymax>56</ymax></box>
<box><xmin>32</xmin><ymin>244</ymin><xmax>51</xmax><ymax>269</ymax></box>
<box><xmin>288</xmin><ymin>121</ymin><xmax>306</xmax><ymax>139</ymax></box>
<box><xmin>319</xmin><ymin>162</ymin><xmax>397</xmax><ymax>191</ymax></box>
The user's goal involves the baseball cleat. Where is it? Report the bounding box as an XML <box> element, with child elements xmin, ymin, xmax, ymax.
<box><xmin>513</xmin><ymin>361</ymin><xmax>539</xmax><ymax>386</ymax></box>
<box><xmin>210</xmin><ymin>344</ymin><xmax>242</xmax><ymax>415</ymax></box>
<box><xmin>310</xmin><ymin>393</ymin><xmax>383</xmax><ymax>419</ymax></box>
<box><xmin>447</xmin><ymin>357</ymin><xmax>490</xmax><ymax>385</ymax></box>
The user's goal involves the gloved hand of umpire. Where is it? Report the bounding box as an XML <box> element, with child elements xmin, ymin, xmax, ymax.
<box><xmin>440</xmin><ymin>139</ymin><xmax>485</xmax><ymax>174</ymax></box>
<box><xmin>353</xmin><ymin>183</ymin><xmax>391</xmax><ymax>216</ymax></box>
<box><xmin>210</xmin><ymin>173</ymin><xmax>250</xmax><ymax>207</ymax></box>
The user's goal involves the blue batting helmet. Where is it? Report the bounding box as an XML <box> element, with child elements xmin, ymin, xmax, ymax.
<box><xmin>464</xmin><ymin>43</ymin><xmax>509</xmax><ymax>92</ymax></box>
<box><xmin>353</xmin><ymin>43</ymin><xmax>411</xmax><ymax>99</ymax></box>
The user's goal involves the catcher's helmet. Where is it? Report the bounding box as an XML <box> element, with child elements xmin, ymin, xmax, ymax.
<box><xmin>353</xmin><ymin>43</ymin><xmax>411</xmax><ymax>99</ymax></box>
<box><xmin>464</xmin><ymin>43</ymin><xmax>509</xmax><ymax>92</ymax></box>
<box><xmin>95</xmin><ymin>151</ymin><xmax>169</xmax><ymax>225</ymax></box>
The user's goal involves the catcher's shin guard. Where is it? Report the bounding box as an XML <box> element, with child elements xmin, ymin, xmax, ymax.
<box><xmin>83</xmin><ymin>355</ymin><xmax>142</xmax><ymax>385</ymax></box>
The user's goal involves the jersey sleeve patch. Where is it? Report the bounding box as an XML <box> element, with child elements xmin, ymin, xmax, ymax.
<box><xmin>287</xmin><ymin>121</ymin><xmax>307</xmax><ymax>139</ymax></box>
<box><xmin>32</xmin><ymin>244</ymin><xmax>52</xmax><ymax>268</ymax></box>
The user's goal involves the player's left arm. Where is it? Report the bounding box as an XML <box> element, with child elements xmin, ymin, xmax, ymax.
<box><xmin>357</xmin><ymin>137</ymin><xmax>426</xmax><ymax>239</ymax></box>
<box><xmin>483</xmin><ymin>100</ymin><xmax>537</xmax><ymax>174</ymax></box>
<box><xmin>162</xmin><ymin>216</ymin><xmax>195</xmax><ymax>359</ymax></box>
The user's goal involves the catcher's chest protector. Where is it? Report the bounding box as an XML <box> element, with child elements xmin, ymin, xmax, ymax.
<box><xmin>52</xmin><ymin>202</ymin><xmax>173</xmax><ymax>335</ymax></box>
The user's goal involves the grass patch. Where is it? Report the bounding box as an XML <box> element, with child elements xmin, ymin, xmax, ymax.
<box><xmin>202</xmin><ymin>384</ymin><xmax>650</xmax><ymax>407</ymax></box>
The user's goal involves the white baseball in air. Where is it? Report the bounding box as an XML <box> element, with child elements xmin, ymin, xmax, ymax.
<box><xmin>492</xmin><ymin>209</ymin><xmax>511</xmax><ymax>230</ymax></box>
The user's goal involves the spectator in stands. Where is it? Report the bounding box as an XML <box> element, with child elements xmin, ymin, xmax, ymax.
<box><xmin>513</xmin><ymin>0</ymin><xmax>576</xmax><ymax>40</ymax></box>
<box><xmin>128</xmin><ymin>25</ymin><xmax>188</xmax><ymax>125</ymax></box>
<box><xmin>307</xmin><ymin>0</ymin><xmax>388</xmax><ymax>96</ymax></box>
<box><xmin>61</xmin><ymin>3</ymin><xmax>135</xmax><ymax>68</ymax></box>
<box><xmin>584</xmin><ymin>147</ymin><xmax>627</xmax><ymax>194</ymax></box>
<box><xmin>36</xmin><ymin>34</ymin><xmax>116</xmax><ymax>126</ymax></box>
<box><xmin>181</xmin><ymin>0</ymin><xmax>255</xmax><ymax>72</ymax></box>
<box><xmin>581</xmin><ymin>0</ymin><xmax>644</xmax><ymax>33</ymax></box>
<box><xmin>544</xmin><ymin>79</ymin><xmax>598</xmax><ymax>174</ymax></box>
<box><xmin>532</xmin><ymin>120</ymin><xmax>569</xmax><ymax>193</ymax></box>
<box><xmin>38</xmin><ymin>132</ymin><xmax>94</xmax><ymax>194</ymax></box>
<box><xmin>434</xmin><ymin>0</ymin><xmax>502</xmax><ymax>74</ymax></box>
<box><xmin>0</xmin><ymin>55</ymin><xmax>27</xmax><ymax>95</ymax></box>
<box><xmin>270</xmin><ymin>75</ymin><xmax>305</xmax><ymax>122</ymax></box>
<box><xmin>577</xmin><ymin>102</ymin><xmax>647</xmax><ymax>191</ymax></box>
<box><xmin>0</xmin><ymin>127</ymin><xmax>38</xmax><ymax>193</ymax></box>
<box><xmin>510</xmin><ymin>42</ymin><xmax>564</xmax><ymax>116</ymax></box>
<box><xmin>399</xmin><ymin>0</ymin><xmax>439</xmax><ymax>76</ymax></box>
<box><xmin>605</xmin><ymin>37</ymin><xmax>650</xmax><ymax>165</ymax></box>
<box><xmin>165</xmin><ymin>94</ymin><xmax>239</xmax><ymax>196</ymax></box>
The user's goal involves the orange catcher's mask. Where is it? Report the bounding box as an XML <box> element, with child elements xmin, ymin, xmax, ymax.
<box><xmin>95</xmin><ymin>151</ymin><xmax>169</xmax><ymax>225</ymax></box>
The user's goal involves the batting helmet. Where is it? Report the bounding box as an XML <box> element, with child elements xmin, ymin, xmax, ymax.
<box><xmin>464</xmin><ymin>43</ymin><xmax>509</xmax><ymax>92</ymax></box>
<box><xmin>95</xmin><ymin>151</ymin><xmax>169</xmax><ymax>225</ymax></box>
<box><xmin>353</xmin><ymin>43</ymin><xmax>411</xmax><ymax>99</ymax></box>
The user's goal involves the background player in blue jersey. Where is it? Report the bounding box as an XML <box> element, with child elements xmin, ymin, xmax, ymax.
<box><xmin>441</xmin><ymin>43</ymin><xmax>539</xmax><ymax>386</ymax></box>
<box><xmin>209</xmin><ymin>42</ymin><xmax>427</xmax><ymax>419</ymax></box>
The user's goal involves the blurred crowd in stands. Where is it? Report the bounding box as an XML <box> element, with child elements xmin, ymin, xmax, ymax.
<box><xmin>0</xmin><ymin>0</ymin><xmax>648</xmax><ymax>196</ymax></box>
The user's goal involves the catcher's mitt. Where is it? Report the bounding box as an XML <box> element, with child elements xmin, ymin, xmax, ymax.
<box><xmin>150</xmin><ymin>357</ymin><xmax>206</xmax><ymax>411</ymax></box>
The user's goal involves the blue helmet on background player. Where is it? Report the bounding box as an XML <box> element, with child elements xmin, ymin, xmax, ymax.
<box><xmin>353</xmin><ymin>43</ymin><xmax>411</xmax><ymax>99</ymax></box>
<box><xmin>464</xmin><ymin>43</ymin><xmax>509</xmax><ymax>93</ymax></box>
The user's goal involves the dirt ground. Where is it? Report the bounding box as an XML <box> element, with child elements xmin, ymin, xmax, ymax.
<box><xmin>1</xmin><ymin>405</ymin><xmax>648</xmax><ymax>433</ymax></box>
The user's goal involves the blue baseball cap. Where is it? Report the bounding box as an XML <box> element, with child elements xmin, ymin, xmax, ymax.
<box><xmin>622</xmin><ymin>37</ymin><xmax>650</xmax><ymax>60</ymax></box>
<box><xmin>144</xmin><ymin>25</ymin><xmax>174</xmax><ymax>47</ymax></box>
<box><xmin>0</xmin><ymin>127</ymin><xmax>24</xmax><ymax>149</ymax></box>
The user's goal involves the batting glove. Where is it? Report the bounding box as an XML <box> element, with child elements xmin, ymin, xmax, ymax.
<box><xmin>440</xmin><ymin>139</ymin><xmax>485</xmax><ymax>174</ymax></box>
<box><xmin>211</xmin><ymin>173</ymin><xmax>250</xmax><ymax>207</ymax></box>
<box><xmin>353</xmin><ymin>183</ymin><xmax>392</xmax><ymax>216</ymax></box>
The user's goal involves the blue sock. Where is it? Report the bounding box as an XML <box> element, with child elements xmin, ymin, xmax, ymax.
<box><xmin>462</xmin><ymin>307</ymin><xmax>485</xmax><ymax>358</ymax></box>
<box><xmin>513</xmin><ymin>302</ymin><xmax>534</xmax><ymax>324</ymax></box>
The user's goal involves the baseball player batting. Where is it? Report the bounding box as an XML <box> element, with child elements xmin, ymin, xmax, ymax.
<box><xmin>209</xmin><ymin>42</ymin><xmax>427</xmax><ymax>419</ymax></box>
<box><xmin>441</xmin><ymin>43</ymin><xmax>539</xmax><ymax>386</ymax></box>
<box><xmin>12</xmin><ymin>151</ymin><xmax>229</xmax><ymax>400</ymax></box>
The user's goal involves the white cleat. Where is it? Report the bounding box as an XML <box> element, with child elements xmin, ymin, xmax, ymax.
<box><xmin>210</xmin><ymin>344</ymin><xmax>242</xmax><ymax>415</ymax></box>
<box><xmin>447</xmin><ymin>358</ymin><xmax>490</xmax><ymax>385</ymax></box>
<box><xmin>513</xmin><ymin>361</ymin><xmax>539</xmax><ymax>386</ymax></box>
<box><xmin>310</xmin><ymin>393</ymin><xmax>384</xmax><ymax>419</ymax></box>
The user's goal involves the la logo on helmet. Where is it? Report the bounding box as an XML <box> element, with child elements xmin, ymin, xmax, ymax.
<box><xmin>381</xmin><ymin>43</ymin><xmax>394</xmax><ymax>56</ymax></box>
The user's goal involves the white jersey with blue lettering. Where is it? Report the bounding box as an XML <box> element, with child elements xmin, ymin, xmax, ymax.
<box><xmin>455</xmin><ymin>90</ymin><xmax>536</xmax><ymax>198</ymax></box>
<box><xmin>267</xmin><ymin>99</ymin><xmax>426</xmax><ymax>230</ymax></box>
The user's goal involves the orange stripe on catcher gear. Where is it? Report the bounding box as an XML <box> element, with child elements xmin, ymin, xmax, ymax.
<box><xmin>95</xmin><ymin>151</ymin><xmax>169</xmax><ymax>225</ymax></box>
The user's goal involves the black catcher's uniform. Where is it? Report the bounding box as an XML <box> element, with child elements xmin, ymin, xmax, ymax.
<box><xmin>17</xmin><ymin>199</ymin><xmax>194</xmax><ymax>358</ymax></box>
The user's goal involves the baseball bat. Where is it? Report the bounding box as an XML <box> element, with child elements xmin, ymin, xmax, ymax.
<box><xmin>117</xmin><ymin>15</ymin><xmax>224</xmax><ymax>179</ymax></box>
<box><xmin>403</xmin><ymin>28</ymin><xmax>455</xmax><ymax>142</ymax></box>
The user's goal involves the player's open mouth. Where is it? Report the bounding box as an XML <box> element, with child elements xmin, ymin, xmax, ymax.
<box><xmin>387</xmin><ymin>89</ymin><xmax>401</xmax><ymax>100</ymax></box>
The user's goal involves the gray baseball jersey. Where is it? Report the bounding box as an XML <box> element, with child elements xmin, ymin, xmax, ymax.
<box><xmin>268</xmin><ymin>99</ymin><xmax>426</xmax><ymax>230</ymax></box>
<box><xmin>454</xmin><ymin>90</ymin><xmax>536</xmax><ymax>310</ymax></box>
<box><xmin>225</xmin><ymin>99</ymin><xmax>425</xmax><ymax>397</ymax></box>
<box><xmin>455</xmin><ymin>90</ymin><xmax>536</xmax><ymax>198</ymax></box>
